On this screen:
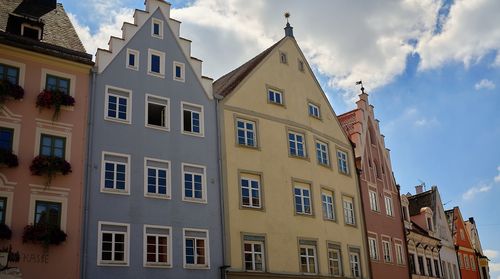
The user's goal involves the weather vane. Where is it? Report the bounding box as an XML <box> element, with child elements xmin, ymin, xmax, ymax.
<box><xmin>355</xmin><ymin>80</ymin><xmax>365</xmax><ymax>93</ymax></box>
<box><xmin>284</xmin><ymin>12</ymin><xmax>290</xmax><ymax>23</ymax></box>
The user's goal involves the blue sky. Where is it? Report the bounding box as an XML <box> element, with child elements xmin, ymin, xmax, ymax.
<box><xmin>65</xmin><ymin>0</ymin><xmax>500</xmax><ymax>276</ymax></box>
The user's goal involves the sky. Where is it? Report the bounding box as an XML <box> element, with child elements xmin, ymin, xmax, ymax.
<box><xmin>64</xmin><ymin>0</ymin><xmax>500</xmax><ymax>277</ymax></box>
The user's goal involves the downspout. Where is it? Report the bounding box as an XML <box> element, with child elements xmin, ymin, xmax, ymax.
<box><xmin>396</xmin><ymin>183</ymin><xmax>413</xmax><ymax>279</ymax></box>
<box><xmin>81</xmin><ymin>66</ymin><xmax>97</xmax><ymax>279</ymax></box>
<box><xmin>215</xmin><ymin>95</ymin><xmax>229</xmax><ymax>279</ymax></box>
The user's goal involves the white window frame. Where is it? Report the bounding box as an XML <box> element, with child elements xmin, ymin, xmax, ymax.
<box><xmin>299</xmin><ymin>244</ymin><xmax>317</xmax><ymax>274</ymax></box>
<box><xmin>368</xmin><ymin>237</ymin><xmax>378</xmax><ymax>260</ymax></box>
<box><xmin>321</xmin><ymin>190</ymin><xmax>335</xmax><ymax>220</ymax></box>
<box><xmin>0</xmin><ymin>58</ymin><xmax>26</xmax><ymax>87</ymax></box>
<box><xmin>97</xmin><ymin>221</ymin><xmax>130</xmax><ymax>266</ymax></box>
<box><xmin>243</xmin><ymin>240</ymin><xmax>265</xmax><ymax>271</ymax></box>
<box><xmin>382</xmin><ymin>240</ymin><xmax>392</xmax><ymax>263</ymax></box>
<box><xmin>369</xmin><ymin>190</ymin><xmax>379</xmax><ymax>212</ymax></box>
<box><xmin>315</xmin><ymin>140</ymin><xmax>329</xmax><ymax>166</ymax></box>
<box><xmin>151</xmin><ymin>18</ymin><xmax>163</xmax><ymax>39</ymax></box>
<box><xmin>144</xmin><ymin>157</ymin><xmax>171</xmax><ymax>199</ymax></box>
<box><xmin>100</xmin><ymin>151</ymin><xmax>130</xmax><ymax>195</ymax></box>
<box><xmin>145</xmin><ymin>94</ymin><xmax>170</xmax><ymax>131</ymax></box>
<box><xmin>183</xmin><ymin>228</ymin><xmax>210</xmax><ymax>269</ymax></box>
<box><xmin>327</xmin><ymin>246</ymin><xmax>342</xmax><ymax>276</ymax></box>
<box><xmin>34</xmin><ymin>127</ymin><xmax>72</xmax><ymax>161</ymax></box>
<box><xmin>288</xmin><ymin>131</ymin><xmax>306</xmax><ymax>158</ymax></box>
<box><xmin>240</xmin><ymin>176</ymin><xmax>262</xmax><ymax>209</ymax></box>
<box><xmin>236</xmin><ymin>118</ymin><xmax>257</xmax><ymax>147</ymax></box>
<box><xmin>337</xmin><ymin>150</ymin><xmax>349</xmax><ymax>174</ymax></box>
<box><xmin>40</xmin><ymin>68</ymin><xmax>76</xmax><ymax>98</ymax></box>
<box><xmin>470</xmin><ymin>255</ymin><xmax>475</xmax><ymax>270</ymax></box>
<box><xmin>148</xmin><ymin>49</ymin><xmax>165</xmax><ymax>78</ymax></box>
<box><xmin>21</xmin><ymin>23</ymin><xmax>42</xmax><ymax>40</ymax></box>
<box><xmin>395</xmin><ymin>243</ymin><xmax>405</xmax><ymax>265</ymax></box>
<box><xmin>173</xmin><ymin>61</ymin><xmax>185</xmax><ymax>82</ymax></box>
<box><xmin>181</xmin><ymin>163</ymin><xmax>207</xmax><ymax>203</ymax></box>
<box><xmin>294</xmin><ymin>185</ymin><xmax>312</xmax><ymax>215</ymax></box>
<box><xmin>143</xmin><ymin>224</ymin><xmax>172</xmax><ymax>268</ymax></box>
<box><xmin>308</xmin><ymin>102</ymin><xmax>320</xmax><ymax>118</ymax></box>
<box><xmin>385</xmin><ymin>195</ymin><xmax>394</xmax><ymax>216</ymax></box>
<box><xmin>464</xmin><ymin>254</ymin><xmax>470</xmax><ymax>269</ymax></box>
<box><xmin>343</xmin><ymin>197</ymin><xmax>356</xmax><ymax>225</ymax></box>
<box><xmin>104</xmin><ymin>85</ymin><xmax>132</xmax><ymax>124</ymax></box>
<box><xmin>0</xmin><ymin>192</ymin><xmax>13</xmax><ymax>227</ymax></box>
<box><xmin>126</xmin><ymin>49</ymin><xmax>139</xmax><ymax>71</ymax></box>
<box><xmin>181</xmin><ymin>101</ymin><xmax>205</xmax><ymax>137</ymax></box>
<box><xmin>350</xmin><ymin>252</ymin><xmax>361</xmax><ymax>278</ymax></box>
<box><xmin>28</xmin><ymin>194</ymin><xmax>67</xmax><ymax>231</ymax></box>
<box><xmin>268</xmin><ymin>88</ymin><xmax>283</xmax><ymax>105</ymax></box>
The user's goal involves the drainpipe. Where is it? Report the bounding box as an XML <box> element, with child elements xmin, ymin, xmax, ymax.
<box><xmin>81</xmin><ymin>66</ymin><xmax>97</xmax><ymax>279</ymax></box>
<box><xmin>215</xmin><ymin>95</ymin><xmax>229</xmax><ymax>279</ymax></box>
<box><xmin>396</xmin><ymin>183</ymin><xmax>413</xmax><ymax>279</ymax></box>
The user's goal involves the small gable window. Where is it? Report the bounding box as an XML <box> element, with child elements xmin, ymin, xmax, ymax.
<box><xmin>308</xmin><ymin>102</ymin><xmax>320</xmax><ymax>119</ymax></box>
<box><xmin>298</xmin><ymin>60</ymin><xmax>305</xmax><ymax>72</ymax></box>
<box><xmin>279</xmin><ymin>51</ymin><xmax>288</xmax><ymax>64</ymax></box>
<box><xmin>21</xmin><ymin>24</ymin><xmax>41</xmax><ymax>40</ymax></box>
<box><xmin>151</xmin><ymin>19</ymin><xmax>163</xmax><ymax>39</ymax></box>
<box><xmin>126</xmin><ymin>49</ymin><xmax>139</xmax><ymax>71</ymax></box>
<box><xmin>268</xmin><ymin>88</ymin><xmax>283</xmax><ymax>105</ymax></box>
<box><xmin>148</xmin><ymin>49</ymin><xmax>165</xmax><ymax>78</ymax></box>
<box><xmin>173</xmin><ymin>61</ymin><xmax>185</xmax><ymax>82</ymax></box>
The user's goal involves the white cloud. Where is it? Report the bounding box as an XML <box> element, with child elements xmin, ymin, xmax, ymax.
<box><xmin>485</xmin><ymin>249</ymin><xmax>499</xmax><ymax>259</ymax></box>
<box><xmin>475</xmin><ymin>79</ymin><xmax>496</xmax><ymax>90</ymax></box>
<box><xmin>414</xmin><ymin>117</ymin><xmax>439</xmax><ymax>127</ymax></box>
<box><xmin>495</xmin><ymin>166</ymin><xmax>500</xmax><ymax>183</ymax></box>
<box><xmin>462</xmin><ymin>182</ymin><xmax>493</xmax><ymax>200</ymax></box>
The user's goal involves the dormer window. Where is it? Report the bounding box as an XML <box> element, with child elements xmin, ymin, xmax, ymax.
<box><xmin>427</xmin><ymin>217</ymin><xmax>433</xmax><ymax>231</ymax></box>
<box><xmin>21</xmin><ymin>24</ymin><xmax>41</xmax><ymax>40</ymax></box>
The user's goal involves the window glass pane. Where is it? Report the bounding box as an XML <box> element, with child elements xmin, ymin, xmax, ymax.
<box><xmin>34</xmin><ymin>201</ymin><xmax>61</xmax><ymax>227</ymax></box>
<box><xmin>151</xmin><ymin>55</ymin><xmax>160</xmax><ymax>73</ymax></box>
<box><xmin>0</xmin><ymin>128</ymin><xmax>14</xmax><ymax>151</ymax></box>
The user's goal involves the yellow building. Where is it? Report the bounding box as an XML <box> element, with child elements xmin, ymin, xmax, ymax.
<box><xmin>214</xmin><ymin>22</ymin><xmax>369</xmax><ymax>279</ymax></box>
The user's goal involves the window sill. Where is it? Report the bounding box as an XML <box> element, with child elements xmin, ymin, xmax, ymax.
<box><xmin>100</xmin><ymin>188</ymin><xmax>130</xmax><ymax>196</ymax></box>
<box><xmin>105</xmin><ymin>117</ymin><xmax>131</xmax><ymax>125</ymax></box>
<box><xmin>145</xmin><ymin>194</ymin><xmax>171</xmax><ymax>200</ymax></box>
<box><xmin>184</xmin><ymin>264</ymin><xmax>210</xmax><ymax>270</ymax></box>
<box><xmin>181</xmin><ymin>131</ymin><xmax>205</xmax><ymax>138</ymax></box>
<box><xmin>174</xmin><ymin>77</ymin><xmax>185</xmax><ymax>83</ymax></box>
<box><xmin>236</xmin><ymin>143</ymin><xmax>259</xmax><ymax>150</ymax></box>
<box><xmin>126</xmin><ymin>66</ymin><xmax>139</xmax><ymax>71</ymax></box>
<box><xmin>240</xmin><ymin>205</ymin><xmax>264</xmax><ymax>212</ymax></box>
<box><xmin>182</xmin><ymin>198</ymin><xmax>207</xmax><ymax>204</ymax></box>
<box><xmin>144</xmin><ymin>263</ymin><xmax>172</xmax><ymax>268</ymax></box>
<box><xmin>147</xmin><ymin>71</ymin><xmax>165</xmax><ymax>79</ymax></box>
<box><xmin>98</xmin><ymin>261</ymin><xmax>129</xmax><ymax>267</ymax></box>
<box><xmin>145</xmin><ymin>124</ymin><xmax>170</xmax><ymax>132</ymax></box>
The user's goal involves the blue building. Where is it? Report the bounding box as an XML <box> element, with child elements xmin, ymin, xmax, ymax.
<box><xmin>83</xmin><ymin>1</ymin><xmax>222</xmax><ymax>277</ymax></box>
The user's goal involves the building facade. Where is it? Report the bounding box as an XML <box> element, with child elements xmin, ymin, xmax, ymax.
<box><xmin>405</xmin><ymin>185</ymin><xmax>460</xmax><ymax>279</ymax></box>
<box><xmin>83</xmin><ymin>0</ymin><xmax>222</xmax><ymax>278</ymax></box>
<box><xmin>402</xmin><ymin>195</ymin><xmax>442</xmax><ymax>279</ymax></box>
<box><xmin>466</xmin><ymin>217</ymin><xmax>490</xmax><ymax>279</ymax></box>
<box><xmin>339</xmin><ymin>89</ymin><xmax>410</xmax><ymax>279</ymax></box>
<box><xmin>446</xmin><ymin>207</ymin><xmax>481</xmax><ymax>279</ymax></box>
<box><xmin>0</xmin><ymin>0</ymin><xmax>93</xmax><ymax>277</ymax></box>
<box><xmin>214</xmin><ymin>23</ymin><xmax>369</xmax><ymax>278</ymax></box>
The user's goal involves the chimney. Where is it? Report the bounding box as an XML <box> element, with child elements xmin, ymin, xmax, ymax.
<box><xmin>415</xmin><ymin>185</ymin><xmax>423</xmax><ymax>194</ymax></box>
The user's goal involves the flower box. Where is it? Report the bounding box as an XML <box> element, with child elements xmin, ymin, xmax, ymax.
<box><xmin>22</xmin><ymin>224</ymin><xmax>67</xmax><ymax>246</ymax></box>
<box><xmin>0</xmin><ymin>80</ymin><xmax>24</xmax><ymax>104</ymax></box>
<box><xmin>0</xmin><ymin>224</ymin><xmax>12</xmax><ymax>240</ymax></box>
<box><xmin>0</xmin><ymin>149</ymin><xmax>18</xmax><ymax>168</ymax></box>
<box><xmin>30</xmin><ymin>156</ymin><xmax>71</xmax><ymax>184</ymax></box>
<box><xmin>36</xmin><ymin>89</ymin><xmax>75</xmax><ymax>120</ymax></box>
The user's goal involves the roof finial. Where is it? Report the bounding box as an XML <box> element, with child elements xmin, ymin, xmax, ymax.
<box><xmin>356</xmin><ymin>80</ymin><xmax>365</xmax><ymax>94</ymax></box>
<box><xmin>284</xmin><ymin>12</ymin><xmax>294</xmax><ymax>37</ymax></box>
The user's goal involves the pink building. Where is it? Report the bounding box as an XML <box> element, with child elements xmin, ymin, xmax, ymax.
<box><xmin>339</xmin><ymin>88</ymin><xmax>410</xmax><ymax>279</ymax></box>
<box><xmin>0</xmin><ymin>0</ymin><xmax>93</xmax><ymax>277</ymax></box>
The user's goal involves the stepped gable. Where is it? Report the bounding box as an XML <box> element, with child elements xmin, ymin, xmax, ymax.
<box><xmin>95</xmin><ymin>0</ymin><xmax>213</xmax><ymax>98</ymax></box>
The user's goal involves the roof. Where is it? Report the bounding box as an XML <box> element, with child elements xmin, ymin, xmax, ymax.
<box><xmin>410</xmin><ymin>221</ymin><xmax>441</xmax><ymax>241</ymax></box>
<box><xmin>407</xmin><ymin>188</ymin><xmax>435</xmax><ymax>216</ymax></box>
<box><xmin>0</xmin><ymin>0</ymin><xmax>92</xmax><ymax>64</ymax></box>
<box><xmin>213</xmin><ymin>38</ymin><xmax>285</xmax><ymax>97</ymax></box>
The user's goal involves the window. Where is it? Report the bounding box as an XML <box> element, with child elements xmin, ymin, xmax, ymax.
<box><xmin>418</xmin><ymin>256</ymin><xmax>425</xmax><ymax>275</ymax></box>
<box><xmin>279</xmin><ymin>51</ymin><xmax>288</xmax><ymax>64</ymax></box>
<box><xmin>148</xmin><ymin>49</ymin><xmax>165</xmax><ymax>77</ymax></box>
<box><xmin>349</xmin><ymin>251</ymin><xmax>361</xmax><ymax>278</ymax></box>
<box><xmin>243</xmin><ymin>239</ymin><xmax>265</xmax><ymax>271</ymax></box>
<box><xmin>151</xmin><ymin>18</ymin><xmax>163</xmax><ymax>39</ymax></box>
<box><xmin>146</xmin><ymin>95</ymin><xmax>169</xmax><ymax>130</ymax></box>
<box><xmin>337</xmin><ymin>150</ymin><xmax>349</xmax><ymax>174</ymax></box>
<box><xmin>236</xmin><ymin>119</ymin><xmax>256</xmax><ymax>147</ymax></box>
<box><xmin>427</xmin><ymin>217</ymin><xmax>433</xmax><ymax>231</ymax></box>
<box><xmin>182</xmin><ymin>163</ymin><xmax>206</xmax><ymax>203</ymax></box>
<box><xmin>382</xmin><ymin>240</ymin><xmax>392</xmax><ymax>262</ymax></box>
<box><xmin>409</xmin><ymin>253</ymin><xmax>416</xmax><ymax>274</ymax></box>
<box><xmin>427</xmin><ymin>258</ymin><xmax>433</xmax><ymax>276</ymax></box>
<box><xmin>470</xmin><ymin>255</ymin><xmax>476</xmax><ymax>270</ymax></box>
<box><xmin>308</xmin><ymin>103</ymin><xmax>320</xmax><ymax>118</ymax></box>
<box><xmin>126</xmin><ymin>49</ymin><xmax>139</xmax><ymax>70</ymax></box>
<box><xmin>315</xmin><ymin>140</ymin><xmax>329</xmax><ymax>166</ymax></box>
<box><xmin>385</xmin><ymin>196</ymin><xmax>394</xmax><ymax>216</ymax></box>
<box><xmin>434</xmin><ymin>259</ymin><xmax>441</xmax><ymax>277</ymax></box>
<box><xmin>34</xmin><ymin>201</ymin><xmax>61</xmax><ymax>228</ymax></box>
<box><xmin>105</xmin><ymin>86</ymin><xmax>131</xmax><ymax>123</ymax></box>
<box><xmin>294</xmin><ymin>185</ymin><xmax>312</xmax><ymax>215</ymax></box>
<box><xmin>458</xmin><ymin>253</ymin><xmax>463</xmax><ymax>268</ymax></box>
<box><xmin>241</xmin><ymin>176</ymin><xmax>261</xmax><ymax>208</ymax></box>
<box><xmin>0</xmin><ymin>63</ymin><xmax>20</xmax><ymax>84</ymax></box>
<box><xmin>321</xmin><ymin>190</ymin><xmax>335</xmax><ymax>220</ymax></box>
<box><xmin>98</xmin><ymin>222</ymin><xmax>129</xmax><ymax>266</ymax></box>
<box><xmin>182</xmin><ymin>102</ymin><xmax>204</xmax><ymax>136</ymax></box>
<box><xmin>402</xmin><ymin>205</ymin><xmax>409</xmax><ymax>221</ymax></box>
<box><xmin>299</xmin><ymin>243</ymin><xmax>317</xmax><ymax>274</ymax></box>
<box><xmin>395</xmin><ymin>244</ymin><xmax>405</xmax><ymax>264</ymax></box>
<box><xmin>21</xmin><ymin>24</ymin><xmax>41</xmax><ymax>40</ymax></box>
<box><xmin>173</xmin><ymin>61</ymin><xmax>185</xmax><ymax>82</ymax></box>
<box><xmin>298</xmin><ymin>59</ymin><xmax>305</xmax><ymax>72</ymax></box>
<box><xmin>145</xmin><ymin>158</ymin><xmax>170</xmax><ymax>198</ymax></box>
<box><xmin>46</xmin><ymin>74</ymin><xmax>70</xmax><ymax>95</ymax></box>
<box><xmin>343</xmin><ymin>196</ymin><xmax>355</xmax><ymax>225</ymax></box>
<box><xmin>0</xmin><ymin>197</ymin><xmax>6</xmax><ymax>224</ymax></box>
<box><xmin>268</xmin><ymin>88</ymin><xmax>283</xmax><ymax>105</ymax></box>
<box><xmin>368</xmin><ymin>237</ymin><xmax>378</xmax><ymax>260</ymax></box>
<box><xmin>144</xmin><ymin>225</ymin><xmax>171</xmax><ymax>267</ymax></box>
<box><xmin>101</xmin><ymin>152</ymin><xmax>130</xmax><ymax>194</ymax></box>
<box><xmin>369</xmin><ymin>190</ymin><xmax>378</xmax><ymax>211</ymax></box>
<box><xmin>39</xmin><ymin>134</ymin><xmax>66</xmax><ymax>158</ymax></box>
<box><xmin>0</xmin><ymin>128</ymin><xmax>14</xmax><ymax>152</ymax></box>
<box><xmin>183</xmin><ymin>229</ymin><xmax>209</xmax><ymax>268</ymax></box>
<box><xmin>288</xmin><ymin>131</ymin><xmax>306</xmax><ymax>158</ymax></box>
<box><xmin>464</xmin><ymin>254</ymin><xmax>470</xmax><ymax>269</ymax></box>
<box><xmin>327</xmin><ymin>244</ymin><xmax>342</xmax><ymax>276</ymax></box>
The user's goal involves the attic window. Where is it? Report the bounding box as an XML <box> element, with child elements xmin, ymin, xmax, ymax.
<box><xmin>21</xmin><ymin>24</ymin><xmax>41</xmax><ymax>40</ymax></box>
<box><xmin>298</xmin><ymin>60</ymin><xmax>305</xmax><ymax>72</ymax></box>
<box><xmin>427</xmin><ymin>217</ymin><xmax>433</xmax><ymax>231</ymax></box>
<box><xmin>279</xmin><ymin>52</ymin><xmax>288</xmax><ymax>64</ymax></box>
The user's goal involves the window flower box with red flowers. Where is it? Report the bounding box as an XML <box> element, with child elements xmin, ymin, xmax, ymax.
<box><xmin>0</xmin><ymin>80</ymin><xmax>24</xmax><ymax>104</ymax></box>
<box><xmin>0</xmin><ymin>149</ymin><xmax>18</xmax><ymax>168</ymax></box>
<box><xmin>0</xmin><ymin>223</ymin><xmax>12</xmax><ymax>240</ymax></box>
<box><xmin>36</xmin><ymin>89</ymin><xmax>75</xmax><ymax>120</ymax></box>
<box><xmin>22</xmin><ymin>224</ymin><xmax>67</xmax><ymax>247</ymax></box>
<box><xmin>30</xmin><ymin>155</ymin><xmax>71</xmax><ymax>185</ymax></box>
